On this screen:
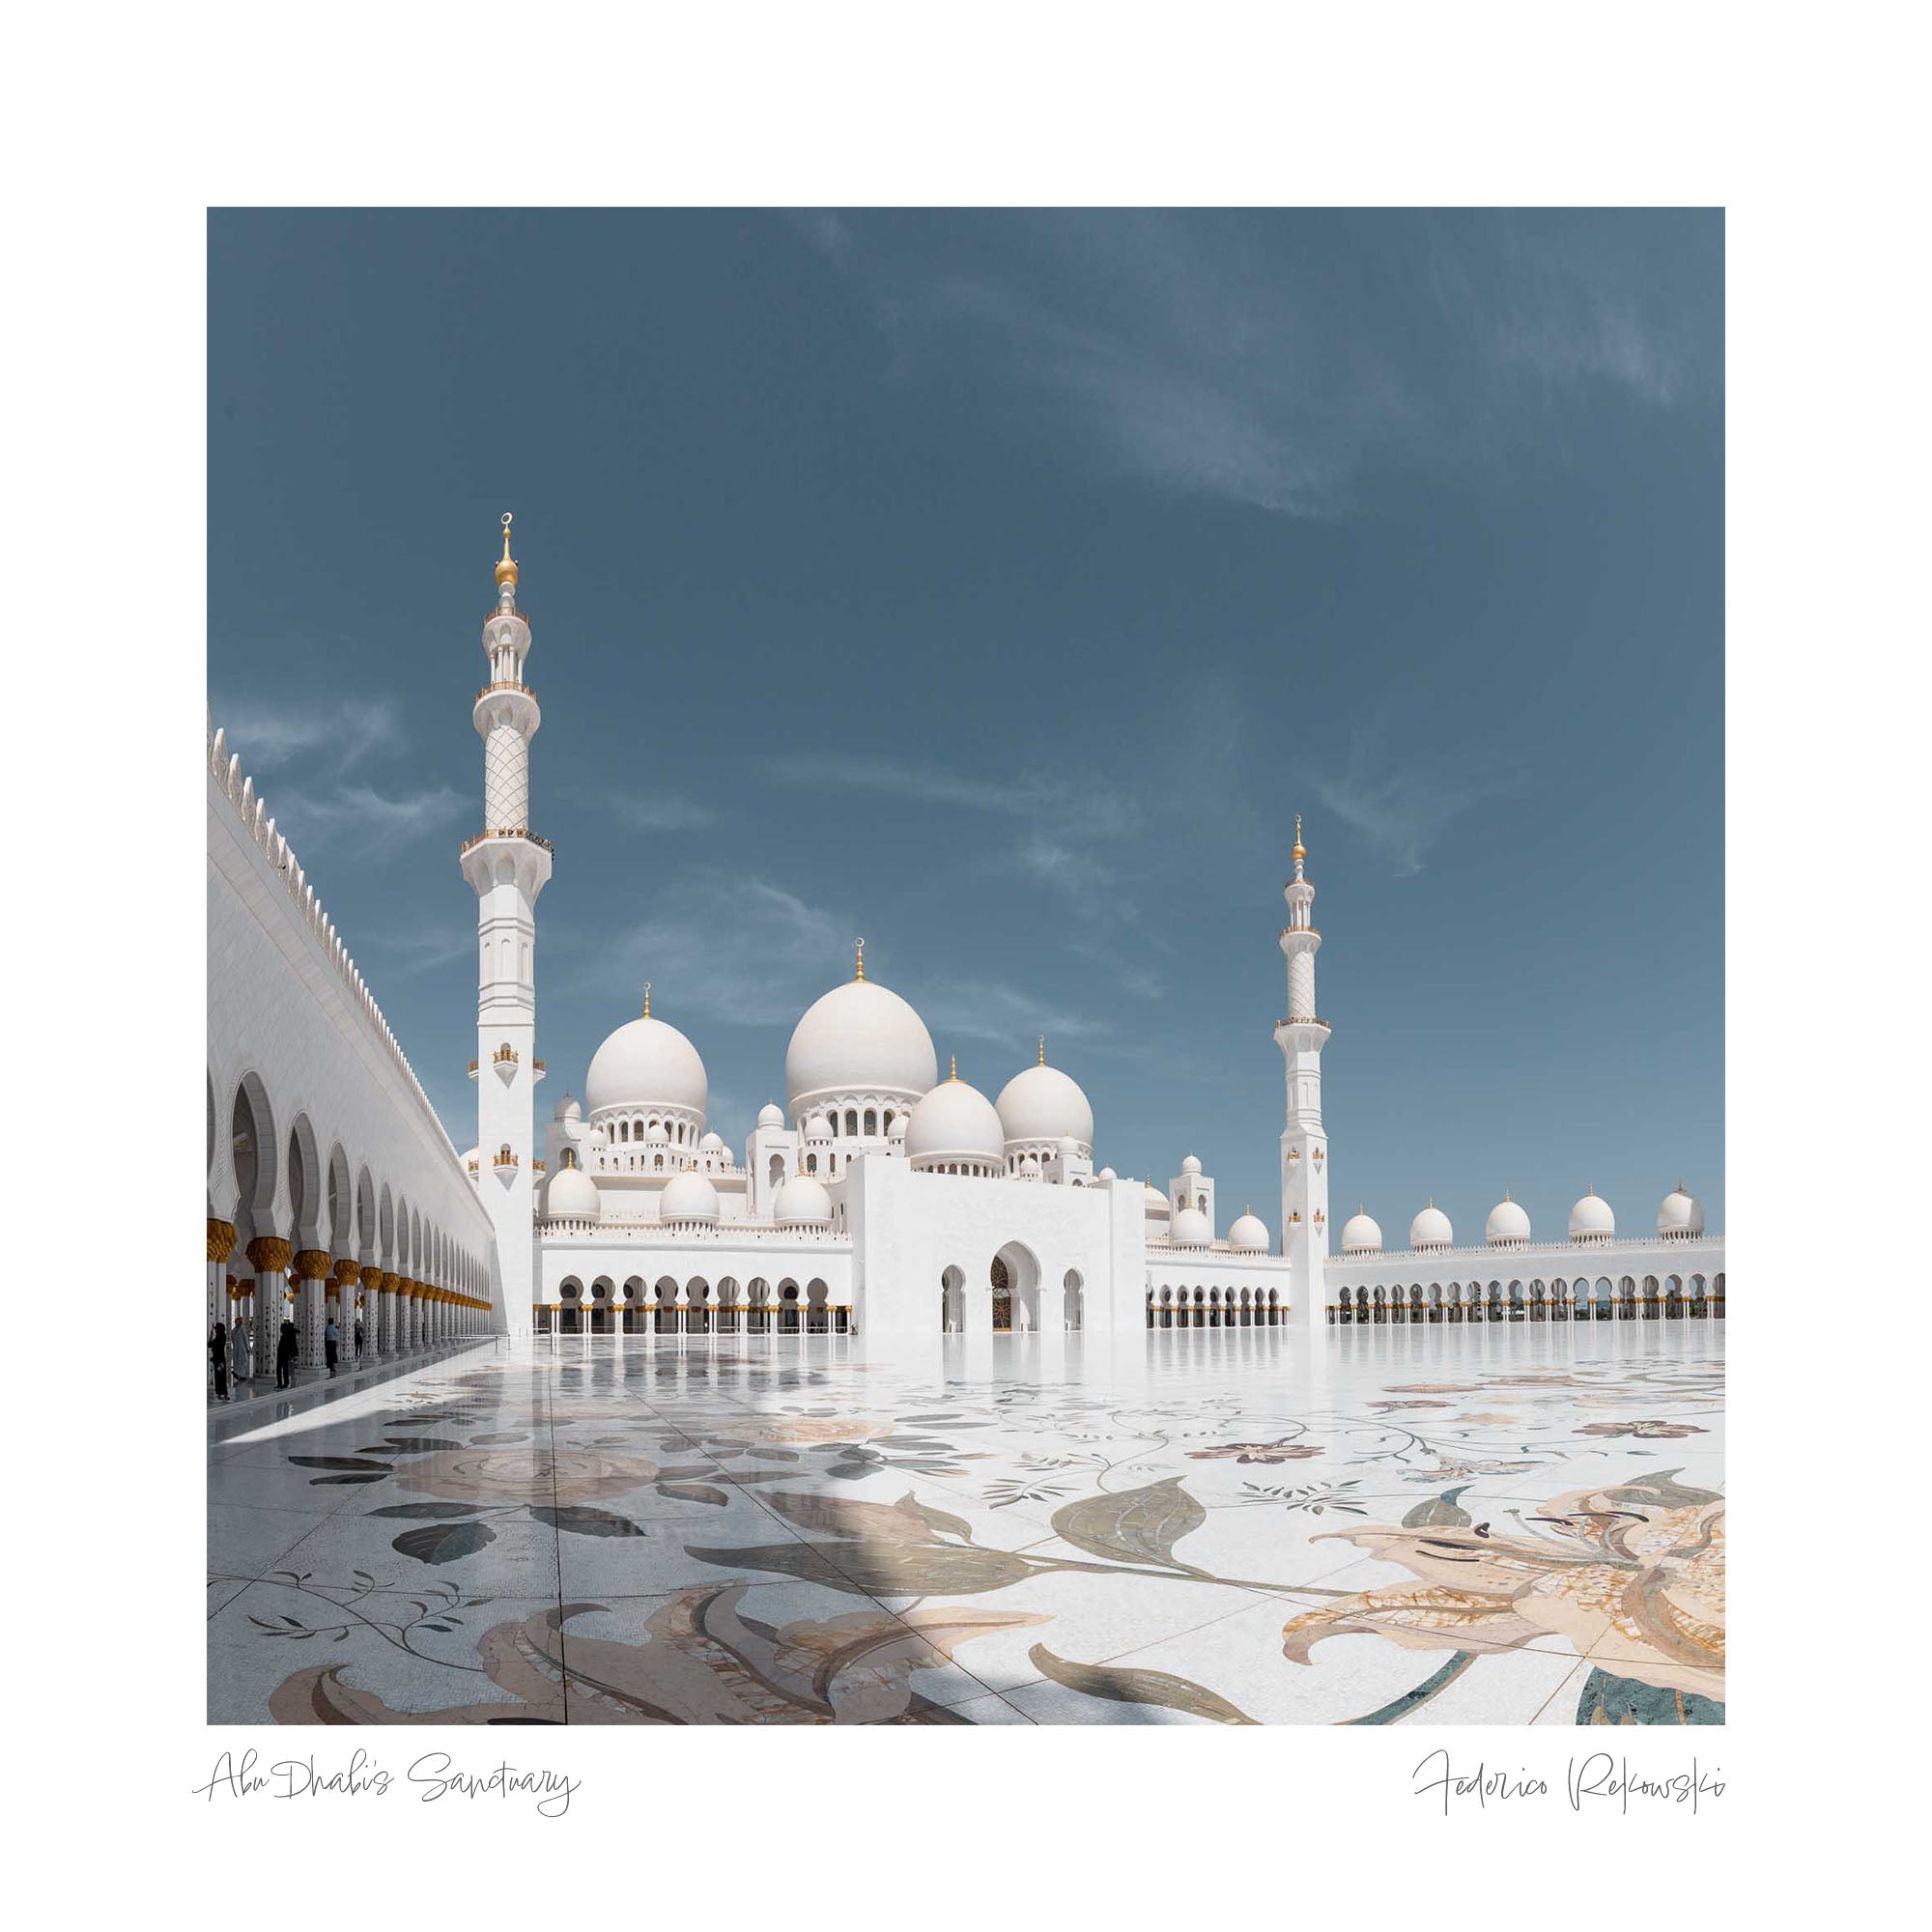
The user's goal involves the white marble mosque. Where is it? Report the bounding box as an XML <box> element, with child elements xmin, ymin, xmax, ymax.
<box><xmin>206</xmin><ymin>519</ymin><xmax>1726</xmax><ymax>1728</ymax></box>
<box><xmin>207</xmin><ymin>518</ymin><xmax>1722</xmax><ymax>1378</ymax></box>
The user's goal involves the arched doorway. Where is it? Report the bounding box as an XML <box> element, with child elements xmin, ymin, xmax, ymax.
<box><xmin>989</xmin><ymin>1254</ymin><xmax>1012</xmax><ymax>1332</ymax></box>
<box><xmin>992</xmin><ymin>1242</ymin><xmax>1040</xmax><ymax>1332</ymax></box>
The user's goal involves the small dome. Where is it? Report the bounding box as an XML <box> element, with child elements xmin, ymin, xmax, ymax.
<box><xmin>785</xmin><ymin>975</ymin><xmax>938</xmax><ymax>1112</ymax></box>
<box><xmin>546</xmin><ymin>1163</ymin><xmax>600</xmax><ymax>1222</ymax></box>
<box><xmin>756</xmin><ymin>1101</ymin><xmax>785</xmax><ymax>1130</ymax></box>
<box><xmin>1096</xmin><ymin>1165</ymin><xmax>1118</xmax><ymax>1181</ymax></box>
<box><xmin>905</xmin><ymin>1075</ymin><xmax>1007</xmax><ymax>1170</ymax></box>
<box><xmin>1409</xmin><ymin>1203</ymin><xmax>1454</xmax><ymax>1250</ymax></box>
<box><xmin>1486</xmin><ymin>1193</ymin><xmax>1532</xmax><ymax>1246</ymax></box>
<box><xmin>1658</xmin><ymin>1183</ymin><xmax>1705</xmax><ymax>1239</ymax></box>
<box><xmin>659</xmin><ymin>1170</ymin><xmax>721</xmax><ymax>1227</ymax></box>
<box><xmin>584</xmin><ymin>1011</ymin><xmax>708</xmax><ymax>1121</ymax></box>
<box><xmin>1057</xmin><ymin>1134</ymin><xmax>1081</xmax><ymax>1155</ymax></box>
<box><xmin>698</xmin><ymin>1130</ymin><xmax>724</xmax><ymax>1152</ymax></box>
<box><xmin>1229</xmin><ymin>1210</ymin><xmax>1270</xmax><ymax>1252</ymax></box>
<box><xmin>994</xmin><ymin>1059</ymin><xmax>1094</xmax><ymax>1151</ymax></box>
<box><xmin>554</xmin><ymin>1092</ymin><xmax>582</xmax><ymax>1122</ymax></box>
<box><xmin>888</xmin><ymin>1111</ymin><xmax>908</xmax><ymax>1138</ymax></box>
<box><xmin>803</xmin><ymin>1112</ymin><xmax>831</xmax><ymax>1140</ymax></box>
<box><xmin>1569</xmin><ymin>1188</ymin><xmax>1616</xmax><ymax>1241</ymax></box>
<box><xmin>1181</xmin><ymin>1153</ymin><xmax>1203</xmax><ymax>1176</ymax></box>
<box><xmin>1341</xmin><ymin>1209</ymin><xmax>1383</xmax><ymax>1254</ymax></box>
<box><xmin>1170</xmin><ymin>1207</ymin><xmax>1212</xmax><ymax>1247</ymax></box>
<box><xmin>1144</xmin><ymin>1182</ymin><xmax>1169</xmax><ymax>1209</ymax></box>
<box><xmin>644</xmin><ymin>1122</ymin><xmax>669</xmax><ymax>1145</ymax></box>
<box><xmin>774</xmin><ymin>1174</ymin><xmax>832</xmax><ymax>1228</ymax></box>
<box><xmin>1020</xmin><ymin>1151</ymin><xmax>1041</xmax><ymax>1178</ymax></box>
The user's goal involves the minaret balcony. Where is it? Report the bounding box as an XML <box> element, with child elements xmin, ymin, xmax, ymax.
<box><xmin>461</xmin><ymin>827</ymin><xmax>554</xmax><ymax>856</ymax></box>
<box><xmin>473</xmin><ymin>681</ymin><xmax>541</xmax><ymax>737</ymax></box>
<box><xmin>1274</xmin><ymin>1015</ymin><xmax>1332</xmax><ymax>1036</ymax></box>
<box><xmin>532</xmin><ymin>1059</ymin><xmax>547</xmax><ymax>1082</ymax></box>
<box><xmin>491</xmin><ymin>1045</ymin><xmax>520</xmax><ymax>1084</ymax></box>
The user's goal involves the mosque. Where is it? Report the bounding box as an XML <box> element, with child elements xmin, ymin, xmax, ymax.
<box><xmin>466</xmin><ymin>521</ymin><xmax>1724</xmax><ymax>1345</ymax></box>
<box><xmin>204</xmin><ymin>521</ymin><xmax>1722</xmax><ymax>1377</ymax></box>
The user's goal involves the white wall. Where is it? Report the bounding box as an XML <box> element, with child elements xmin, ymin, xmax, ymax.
<box><xmin>846</xmin><ymin>1156</ymin><xmax>1145</xmax><ymax>1343</ymax></box>
<box><xmin>207</xmin><ymin>750</ymin><xmax>497</xmax><ymax>1316</ymax></box>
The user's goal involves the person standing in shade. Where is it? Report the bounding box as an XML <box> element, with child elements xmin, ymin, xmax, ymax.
<box><xmin>324</xmin><ymin>1313</ymin><xmax>340</xmax><ymax>1377</ymax></box>
<box><xmin>230</xmin><ymin>1309</ymin><xmax>251</xmax><ymax>1388</ymax></box>
<box><xmin>211</xmin><ymin>1321</ymin><xmax>229</xmax><ymax>1402</ymax></box>
<box><xmin>354</xmin><ymin>1316</ymin><xmax>364</xmax><ymax>1360</ymax></box>
<box><xmin>275</xmin><ymin>1315</ymin><xmax>298</xmax><ymax>1389</ymax></box>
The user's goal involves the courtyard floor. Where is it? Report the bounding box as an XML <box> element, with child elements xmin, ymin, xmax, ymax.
<box><xmin>207</xmin><ymin>1321</ymin><xmax>1724</xmax><ymax>1725</ymax></box>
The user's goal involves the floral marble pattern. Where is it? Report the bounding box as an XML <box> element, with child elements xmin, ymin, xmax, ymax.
<box><xmin>207</xmin><ymin>1323</ymin><xmax>1723</xmax><ymax>1725</ymax></box>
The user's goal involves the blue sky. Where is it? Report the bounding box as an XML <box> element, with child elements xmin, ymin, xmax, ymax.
<box><xmin>209</xmin><ymin>209</ymin><xmax>1723</xmax><ymax>1241</ymax></box>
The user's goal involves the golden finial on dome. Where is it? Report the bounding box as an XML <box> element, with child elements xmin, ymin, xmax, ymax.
<box><xmin>949</xmin><ymin>1054</ymin><xmax>957</xmax><ymax>1082</ymax></box>
<box><xmin>496</xmin><ymin>512</ymin><xmax>518</xmax><ymax>587</ymax></box>
<box><xmin>1292</xmin><ymin>812</ymin><xmax>1305</xmax><ymax>863</ymax></box>
<box><xmin>1037</xmin><ymin>1035</ymin><xmax>1046</xmax><ymax>1066</ymax></box>
<box><xmin>854</xmin><ymin>937</ymin><xmax>866</xmax><ymax>982</ymax></box>
<box><xmin>642</xmin><ymin>980</ymin><xmax>651</xmax><ymax>1018</ymax></box>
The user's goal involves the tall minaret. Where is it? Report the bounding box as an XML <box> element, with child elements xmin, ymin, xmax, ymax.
<box><xmin>1274</xmin><ymin>816</ymin><xmax>1331</xmax><ymax>1336</ymax></box>
<box><xmin>459</xmin><ymin>515</ymin><xmax>551</xmax><ymax>1336</ymax></box>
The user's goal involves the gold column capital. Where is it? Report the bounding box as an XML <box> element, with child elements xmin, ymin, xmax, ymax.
<box><xmin>292</xmin><ymin>1248</ymin><xmax>332</xmax><ymax>1282</ymax></box>
<box><xmin>245</xmin><ymin>1235</ymin><xmax>293</xmax><ymax>1274</ymax></box>
<box><xmin>379</xmin><ymin>1271</ymin><xmax>401</xmax><ymax>1296</ymax></box>
<box><xmin>359</xmin><ymin>1264</ymin><xmax>384</xmax><ymax>1290</ymax></box>
<box><xmin>207</xmin><ymin>1219</ymin><xmax>238</xmax><ymax>1264</ymax></box>
<box><xmin>333</xmin><ymin>1258</ymin><xmax>360</xmax><ymax>1287</ymax></box>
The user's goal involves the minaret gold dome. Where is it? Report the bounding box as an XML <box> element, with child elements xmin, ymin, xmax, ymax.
<box><xmin>496</xmin><ymin>512</ymin><xmax>519</xmax><ymax>587</ymax></box>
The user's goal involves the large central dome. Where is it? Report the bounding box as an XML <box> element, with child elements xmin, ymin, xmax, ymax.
<box><xmin>584</xmin><ymin>1011</ymin><xmax>708</xmax><ymax>1121</ymax></box>
<box><xmin>785</xmin><ymin>975</ymin><xmax>938</xmax><ymax>1114</ymax></box>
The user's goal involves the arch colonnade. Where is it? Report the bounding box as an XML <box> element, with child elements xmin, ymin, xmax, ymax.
<box><xmin>1323</xmin><ymin>1272</ymin><xmax>1725</xmax><ymax>1323</ymax></box>
<box><xmin>539</xmin><ymin>1273</ymin><xmax>851</xmax><ymax>1336</ymax></box>
<box><xmin>208</xmin><ymin>1065</ymin><xmax>494</xmax><ymax>1392</ymax></box>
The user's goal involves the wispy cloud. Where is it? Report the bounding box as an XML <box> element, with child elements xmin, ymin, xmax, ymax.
<box><xmin>362</xmin><ymin>923</ymin><xmax>474</xmax><ymax>976</ymax></box>
<box><xmin>563</xmin><ymin>866</ymin><xmax>1103</xmax><ymax>1062</ymax></box>
<box><xmin>603</xmin><ymin>792</ymin><xmax>717</xmax><ymax>833</ymax></box>
<box><xmin>581</xmin><ymin>870</ymin><xmax>853</xmax><ymax>1028</ymax></box>
<box><xmin>795</xmin><ymin>211</ymin><xmax>1711</xmax><ymax>518</ymax></box>
<box><xmin>767</xmin><ymin>752</ymin><xmax>1138</xmax><ymax>841</ymax></box>
<box><xmin>1307</xmin><ymin>722</ymin><xmax>1522</xmax><ymax>876</ymax></box>
<box><xmin>216</xmin><ymin>696</ymin><xmax>403</xmax><ymax>772</ymax></box>
<box><xmin>275</xmin><ymin>782</ymin><xmax>468</xmax><ymax>852</ymax></box>
<box><xmin>921</xmin><ymin>977</ymin><xmax>1106</xmax><ymax>1060</ymax></box>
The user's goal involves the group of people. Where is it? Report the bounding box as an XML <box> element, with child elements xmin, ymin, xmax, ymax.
<box><xmin>208</xmin><ymin>1310</ymin><xmax>365</xmax><ymax>1401</ymax></box>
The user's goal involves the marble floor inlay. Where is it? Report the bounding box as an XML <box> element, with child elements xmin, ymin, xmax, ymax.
<box><xmin>207</xmin><ymin>1323</ymin><xmax>1724</xmax><ymax>1725</ymax></box>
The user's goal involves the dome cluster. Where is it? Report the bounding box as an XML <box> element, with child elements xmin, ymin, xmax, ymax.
<box><xmin>1343</xmin><ymin>1184</ymin><xmax>1707</xmax><ymax>1255</ymax></box>
<box><xmin>573</xmin><ymin>960</ymin><xmax>1108</xmax><ymax>1204</ymax></box>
